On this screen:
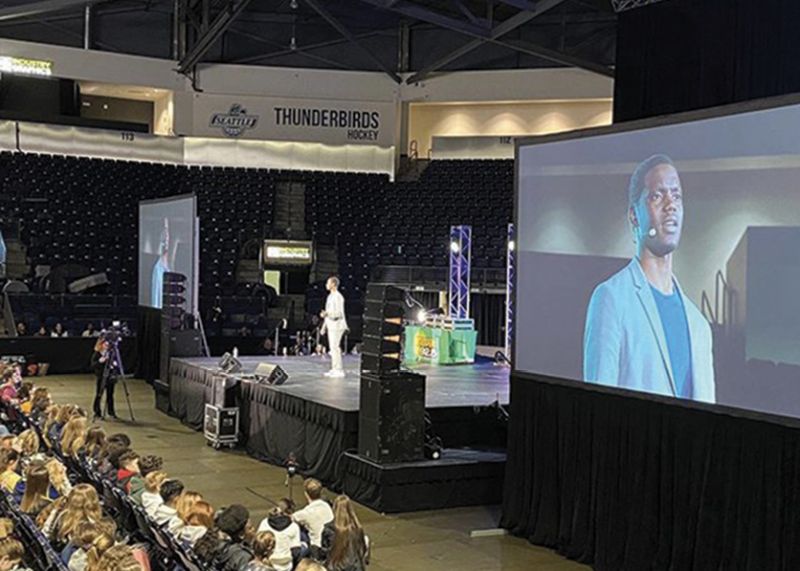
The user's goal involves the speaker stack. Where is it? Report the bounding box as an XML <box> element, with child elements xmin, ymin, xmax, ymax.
<box><xmin>358</xmin><ymin>284</ymin><xmax>426</xmax><ymax>464</ymax></box>
<box><xmin>158</xmin><ymin>272</ymin><xmax>203</xmax><ymax>411</ymax></box>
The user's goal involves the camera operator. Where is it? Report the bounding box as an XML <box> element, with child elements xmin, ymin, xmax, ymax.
<box><xmin>91</xmin><ymin>336</ymin><xmax>117</xmax><ymax>420</ymax></box>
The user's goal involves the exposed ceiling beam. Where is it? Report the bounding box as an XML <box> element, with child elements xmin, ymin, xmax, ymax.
<box><xmin>357</xmin><ymin>0</ymin><xmax>490</xmax><ymax>38</ymax></box>
<box><xmin>233</xmin><ymin>30</ymin><xmax>385</xmax><ymax>65</ymax></box>
<box><xmin>495</xmin><ymin>37</ymin><xmax>614</xmax><ymax>77</ymax></box>
<box><xmin>494</xmin><ymin>0</ymin><xmax>538</xmax><ymax>10</ymax></box>
<box><xmin>303</xmin><ymin>0</ymin><xmax>402</xmax><ymax>83</ymax></box>
<box><xmin>0</xmin><ymin>0</ymin><xmax>111</xmax><ymax>22</ymax></box>
<box><xmin>177</xmin><ymin>0</ymin><xmax>254</xmax><ymax>73</ymax></box>
<box><xmin>405</xmin><ymin>0</ymin><xmax>614</xmax><ymax>83</ymax></box>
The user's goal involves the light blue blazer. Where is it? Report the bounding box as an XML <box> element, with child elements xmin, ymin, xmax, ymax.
<box><xmin>583</xmin><ymin>259</ymin><xmax>716</xmax><ymax>403</ymax></box>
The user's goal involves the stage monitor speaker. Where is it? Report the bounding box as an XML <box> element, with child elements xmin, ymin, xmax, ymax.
<box><xmin>361</xmin><ymin>284</ymin><xmax>406</xmax><ymax>375</ymax></box>
<box><xmin>358</xmin><ymin>371</ymin><xmax>425</xmax><ymax>463</ymax></box>
<box><xmin>254</xmin><ymin>362</ymin><xmax>289</xmax><ymax>386</ymax></box>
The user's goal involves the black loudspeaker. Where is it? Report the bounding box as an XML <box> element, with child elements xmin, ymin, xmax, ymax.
<box><xmin>358</xmin><ymin>371</ymin><xmax>425</xmax><ymax>463</ymax></box>
<box><xmin>361</xmin><ymin>284</ymin><xmax>405</xmax><ymax>375</ymax></box>
<box><xmin>159</xmin><ymin>327</ymin><xmax>203</xmax><ymax>387</ymax></box>
<box><xmin>254</xmin><ymin>362</ymin><xmax>289</xmax><ymax>386</ymax></box>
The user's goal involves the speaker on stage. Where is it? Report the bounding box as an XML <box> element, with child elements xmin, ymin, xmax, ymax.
<box><xmin>254</xmin><ymin>362</ymin><xmax>289</xmax><ymax>386</ymax></box>
<box><xmin>361</xmin><ymin>284</ymin><xmax>405</xmax><ymax>375</ymax></box>
<box><xmin>358</xmin><ymin>371</ymin><xmax>425</xmax><ymax>463</ymax></box>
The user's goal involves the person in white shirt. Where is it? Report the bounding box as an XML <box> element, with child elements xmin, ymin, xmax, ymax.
<box><xmin>320</xmin><ymin>277</ymin><xmax>348</xmax><ymax>378</ymax></box>
<box><xmin>257</xmin><ymin>506</ymin><xmax>304</xmax><ymax>571</ymax></box>
<box><xmin>178</xmin><ymin>500</ymin><xmax>214</xmax><ymax>547</ymax></box>
<box><xmin>153</xmin><ymin>479</ymin><xmax>183</xmax><ymax>527</ymax></box>
<box><xmin>51</xmin><ymin>323</ymin><xmax>68</xmax><ymax>338</ymax></box>
<box><xmin>140</xmin><ymin>471</ymin><xmax>167</xmax><ymax>518</ymax></box>
<box><xmin>292</xmin><ymin>478</ymin><xmax>333</xmax><ymax>549</ymax></box>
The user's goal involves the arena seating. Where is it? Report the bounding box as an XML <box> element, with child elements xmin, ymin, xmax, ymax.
<box><xmin>1</xmin><ymin>152</ymin><xmax>513</xmax><ymax>337</ymax></box>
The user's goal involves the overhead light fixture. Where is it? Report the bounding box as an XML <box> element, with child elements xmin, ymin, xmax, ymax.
<box><xmin>449</xmin><ymin>241</ymin><xmax>460</xmax><ymax>254</ymax></box>
<box><xmin>290</xmin><ymin>0</ymin><xmax>298</xmax><ymax>9</ymax></box>
<box><xmin>508</xmin><ymin>240</ymin><xmax>515</xmax><ymax>252</ymax></box>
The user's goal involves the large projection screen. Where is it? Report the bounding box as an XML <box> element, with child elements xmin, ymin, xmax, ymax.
<box><xmin>138</xmin><ymin>195</ymin><xmax>197</xmax><ymax>314</ymax></box>
<box><xmin>515</xmin><ymin>98</ymin><xmax>800</xmax><ymax>420</ymax></box>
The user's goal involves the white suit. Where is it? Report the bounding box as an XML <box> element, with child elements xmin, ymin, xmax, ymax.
<box><xmin>322</xmin><ymin>289</ymin><xmax>348</xmax><ymax>374</ymax></box>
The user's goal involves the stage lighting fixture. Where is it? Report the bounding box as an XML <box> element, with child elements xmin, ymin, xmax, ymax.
<box><xmin>450</xmin><ymin>241</ymin><xmax>460</xmax><ymax>253</ymax></box>
<box><xmin>508</xmin><ymin>240</ymin><xmax>515</xmax><ymax>252</ymax></box>
<box><xmin>416</xmin><ymin>309</ymin><xmax>427</xmax><ymax>323</ymax></box>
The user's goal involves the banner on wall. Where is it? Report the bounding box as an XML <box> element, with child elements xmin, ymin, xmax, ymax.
<box><xmin>192</xmin><ymin>93</ymin><xmax>395</xmax><ymax>147</ymax></box>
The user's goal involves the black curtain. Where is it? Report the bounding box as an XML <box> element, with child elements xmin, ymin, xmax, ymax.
<box><xmin>501</xmin><ymin>374</ymin><xmax>800</xmax><ymax>570</ymax></box>
<box><xmin>135</xmin><ymin>306</ymin><xmax>161</xmax><ymax>383</ymax></box>
<box><xmin>470</xmin><ymin>293</ymin><xmax>504</xmax><ymax>347</ymax></box>
<box><xmin>614</xmin><ymin>0</ymin><xmax>800</xmax><ymax>121</ymax></box>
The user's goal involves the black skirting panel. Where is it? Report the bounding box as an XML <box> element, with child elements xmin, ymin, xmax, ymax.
<box><xmin>167</xmin><ymin>359</ymin><xmax>358</xmax><ymax>484</ymax></box>
<box><xmin>339</xmin><ymin>449</ymin><xmax>506</xmax><ymax>513</ymax></box>
<box><xmin>500</xmin><ymin>373</ymin><xmax>800</xmax><ymax>571</ymax></box>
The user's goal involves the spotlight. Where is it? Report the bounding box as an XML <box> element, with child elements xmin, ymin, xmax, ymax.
<box><xmin>290</xmin><ymin>0</ymin><xmax>298</xmax><ymax>8</ymax></box>
<box><xmin>508</xmin><ymin>240</ymin><xmax>515</xmax><ymax>252</ymax></box>
<box><xmin>416</xmin><ymin>309</ymin><xmax>427</xmax><ymax>323</ymax></box>
<box><xmin>449</xmin><ymin>241</ymin><xmax>460</xmax><ymax>253</ymax></box>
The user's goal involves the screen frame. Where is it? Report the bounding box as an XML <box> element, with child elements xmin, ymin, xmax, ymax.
<box><xmin>138</xmin><ymin>193</ymin><xmax>198</xmax><ymax>315</ymax></box>
<box><xmin>512</xmin><ymin>92</ymin><xmax>800</xmax><ymax>428</ymax></box>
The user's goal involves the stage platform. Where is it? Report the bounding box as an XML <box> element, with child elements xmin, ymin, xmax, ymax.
<box><xmin>163</xmin><ymin>354</ymin><xmax>509</xmax><ymax>509</ymax></box>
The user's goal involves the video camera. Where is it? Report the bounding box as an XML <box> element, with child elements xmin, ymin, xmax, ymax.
<box><xmin>101</xmin><ymin>320</ymin><xmax>130</xmax><ymax>346</ymax></box>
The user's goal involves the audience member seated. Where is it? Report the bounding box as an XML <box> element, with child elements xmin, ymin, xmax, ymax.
<box><xmin>295</xmin><ymin>559</ymin><xmax>327</xmax><ymax>571</ymax></box>
<box><xmin>116</xmin><ymin>451</ymin><xmax>140</xmax><ymax>493</ymax></box>
<box><xmin>45</xmin><ymin>457</ymin><xmax>72</xmax><ymax>498</ymax></box>
<box><xmin>14</xmin><ymin>323</ymin><xmax>26</xmax><ymax>337</ymax></box>
<box><xmin>178</xmin><ymin>500</ymin><xmax>214</xmax><ymax>547</ymax></box>
<box><xmin>19</xmin><ymin>461</ymin><xmax>53</xmax><ymax>517</ymax></box>
<box><xmin>67</xmin><ymin>520</ymin><xmax>116</xmax><ymax>571</ymax></box>
<box><xmin>82</xmin><ymin>426</ymin><xmax>106</xmax><ymax>464</ymax></box>
<box><xmin>258</xmin><ymin>505</ymin><xmax>304</xmax><ymax>571</ymax></box>
<box><xmin>153</xmin><ymin>479</ymin><xmax>184</xmax><ymax>527</ymax></box>
<box><xmin>34</xmin><ymin>325</ymin><xmax>48</xmax><ymax>337</ymax></box>
<box><xmin>128</xmin><ymin>454</ymin><xmax>162</xmax><ymax>502</ymax></box>
<box><xmin>292</xmin><ymin>479</ymin><xmax>333</xmax><ymax>554</ymax></box>
<box><xmin>0</xmin><ymin>370</ymin><xmax>18</xmax><ymax>406</ymax></box>
<box><xmin>51</xmin><ymin>323</ymin><xmax>68</xmax><ymax>338</ymax></box>
<box><xmin>138</xmin><ymin>471</ymin><xmax>167</xmax><ymax>518</ymax></box>
<box><xmin>195</xmin><ymin>503</ymin><xmax>254</xmax><ymax>571</ymax></box>
<box><xmin>0</xmin><ymin>450</ymin><xmax>20</xmax><ymax>493</ymax></box>
<box><xmin>60</xmin><ymin>416</ymin><xmax>88</xmax><ymax>460</ymax></box>
<box><xmin>245</xmin><ymin>531</ymin><xmax>277</xmax><ymax>571</ymax></box>
<box><xmin>170</xmin><ymin>490</ymin><xmax>203</xmax><ymax>535</ymax></box>
<box><xmin>81</xmin><ymin>323</ymin><xmax>98</xmax><ymax>338</ymax></box>
<box><xmin>0</xmin><ymin>519</ymin><xmax>29</xmax><ymax>571</ymax></box>
<box><xmin>320</xmin><ymin>496</ymin><xmax>369</xmax><ymax>571</ymax></box>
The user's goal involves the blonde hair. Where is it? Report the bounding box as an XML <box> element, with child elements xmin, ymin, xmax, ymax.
<box><xmin>57</xmin><ymin>484</ymin><xmax>102</xmax><ymax>542</ymax></box>
<box><xmin>185</xmin><ymin>501</ymin><xmax>214</xmax><ymax>529</ymax></box>
<box><xmin>45</xmin><ymin>458</ymin><xmax>70</xmax><ymax>496</ymax></box>
<box><xmin>89</xmin><ymin>544</ymin><xmax>141</xmax><ymax>571</ymax></box>
<box><xmin>61</xmin><ymin>416</ymin><xmax>88</xmax><ymax>459</ymax></box>
<box><xmin>144</xmin><ymin>470</ymin><xmax>167</xmax><ymax>493</ymax></box>
<box><xmin>176</xmin><ymin>491</ymin><xmax>203</xmax><ymax>523</ymax></box>
<box><xmin>304</xmin><ymin>478</ymin><xmax>323</xmax><ymax>500</ymax></box>
<box><xmin>85</xmin><ymin>532</ymin><xmax>116</xmax><ymax>571</ymax></box>
<box><xmin>0</xmin><ymin>518</ymin><xmax>13</xmax><ymax>540</ymax></box>
<box><xmin>43</xmin><ymin>405</ymin><xmax>62</xmax><ymax>448</ymax></box>
<box><xmin>16</xmin><ymin>429</ymin><xmax>40</xmax><ymax>457</ymax></box>
<box><xmin>0</xmin><ymin>537</ymin><xmax>23</xmax><ymax>564</ymax></box>
<box><xmin>252</xmin><ymin>530</ymin><xmax>276</xmax><ymax>561</ymax></box>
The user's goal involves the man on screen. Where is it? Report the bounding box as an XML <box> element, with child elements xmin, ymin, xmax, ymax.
<box><xmin>583</xmin><ymin>154</ymin><xmax>715</xmax><ymax>402</ymax></box>
<box><xmin>151</xmin><ymin>218</ymin><xmax>171</xmax><ymax>309</ymax></box>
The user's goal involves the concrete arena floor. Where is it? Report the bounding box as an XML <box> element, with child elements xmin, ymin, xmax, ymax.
<box><xmin>37</xmin><ymin>374</ymin><xmax>588</xmax><ymax>571</ymax></box>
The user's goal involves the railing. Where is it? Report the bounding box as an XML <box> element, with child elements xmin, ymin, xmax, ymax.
<box><xmin>370</xmin><ymin>264</ymin><xmax>506</xmax><ymax>291</ymax></box>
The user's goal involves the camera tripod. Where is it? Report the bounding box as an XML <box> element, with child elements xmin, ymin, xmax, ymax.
<box><xmin>98</xmin><ymin>339</ymin><xmax>136</xmax><ymax>423</ymax></box>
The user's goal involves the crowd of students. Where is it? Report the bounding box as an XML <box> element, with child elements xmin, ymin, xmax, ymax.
<box><xmin>0</xmin><ymin>361</ymin><xmax>371</xmax><ymax>571</ymax></box>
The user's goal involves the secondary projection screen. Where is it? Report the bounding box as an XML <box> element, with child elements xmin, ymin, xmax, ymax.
<box><xmin>138</xmin><ymin>195</ymin><xmax>197</xmax><ymax>313</ymax></box>
<box><xmin>515</xmin><ymin>99</ymin><xmax>800</xmax><ymax>420</ymax></box>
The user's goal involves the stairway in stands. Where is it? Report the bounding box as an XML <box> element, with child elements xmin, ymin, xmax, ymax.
<box><xmin>4</xmin><ymin>238</ymin><xmax>27</xmax><ymax>280</ymax></box>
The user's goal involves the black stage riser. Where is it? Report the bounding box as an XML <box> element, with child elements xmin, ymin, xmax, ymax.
<box><xmin>0</xmin><ymin>337</ymin><xmax>137</xmax><ymax>375</ymax></box>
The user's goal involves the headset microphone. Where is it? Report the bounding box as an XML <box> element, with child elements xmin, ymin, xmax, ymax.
<box><xmin>648</xmin><ymin>227</ymin><xmax>657</xmax><ymax>238</ymax></box>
